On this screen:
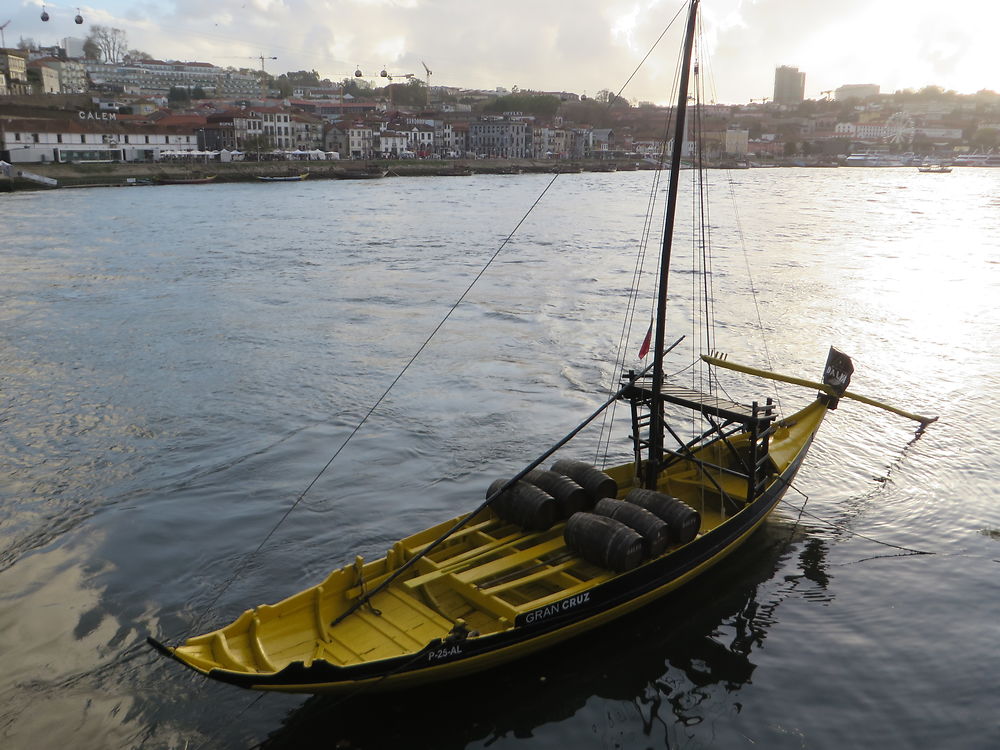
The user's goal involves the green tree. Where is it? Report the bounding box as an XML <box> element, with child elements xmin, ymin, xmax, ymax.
<box><xmin>241</xmin><ymin>134</ymin><xmax>274</xmax><ymax>158</ymax></box>
<box><xmin>593</xmin><ymin>89</ymin><xmax>630</xmax><ymax>108</ymax></box>
<box><xmin>386</xmin><ymin>79</ymin><xmax>427</xmax><ymax>107</ymax></box>
<box><xmin>25</xmin><ymin>68</ymin><xmax>43</xmax><ymax>94</ymax></box>
<box><xmin>340</xmin><ymin>77</ymin><xmax>372</xmax><ymax>99</ymax></box>
<box><xmin>283</xmin><ymin>70</ymin><xmax>321</xmax><ymax>86</ymax></box>
<box><xmin>971</xmin><ymin>127</ymin><xmax>999</xmax><ymax>150</ymax></box>
<box><xmin>168</xmin><ymin>87</ymin><xmax>190</xmax><ymax>106</ymax></box>
<box><xmin>82</xmin><ymin>37</ymin><xmax>100</xmax><ymax>60</ymax></box>
<box><xmin>191</xmin><ymin>86</ymin><xmax>207</xmax><ymax>99</ymax></box>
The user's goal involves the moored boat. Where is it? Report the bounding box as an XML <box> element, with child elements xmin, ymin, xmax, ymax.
<box><xmin>843</xmin><ymin>153</ymin><xmax>906</xmax><ymax>167</ymax></box>
<box><xmin>148</xmin><ymin>0</ymin><xmax>934</xmax><ymax>695</ymax></box>
<box><xmin>334</xmin><ymin>169</ymin><xmax>389</xmax><ymax>180</ymax></box>
<box><xmin>255</xmin><ymin>173</ymin><xmax>309</xmax><ymax>182</ymax></box>
<box><xmin>155</xmin><ymin>174</ymin><xmax>217</xmax><ymax>185</ymax></box>
<box><xmin>952</xmin><ymin>154</ymin><xmax>1000</xmax><ymax>167</ymax></box>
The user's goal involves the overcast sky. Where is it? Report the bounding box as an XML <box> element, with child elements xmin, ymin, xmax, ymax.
<box><xmin>6</xmin><ymin>0</ymin><xmax>998</xmax><ymax>104</ymax></box>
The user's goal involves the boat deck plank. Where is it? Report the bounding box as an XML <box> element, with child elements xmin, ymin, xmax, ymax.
<box><xmin>453</xmin><ymin>537</ymin><xmax>566</xmax><ymax>584</ymax></box>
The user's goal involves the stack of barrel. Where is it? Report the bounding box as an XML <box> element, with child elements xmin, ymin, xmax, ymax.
<box><xmin>486</xmin><ymin>459</ymin><xmax>701</xmax><ymax>573</ymax></box>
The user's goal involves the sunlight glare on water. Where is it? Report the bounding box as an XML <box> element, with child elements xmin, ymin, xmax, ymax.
<box><xmin>0</xmin><ymin>168</ymin><xmax>998</xmax><ymax>750</ymax></box>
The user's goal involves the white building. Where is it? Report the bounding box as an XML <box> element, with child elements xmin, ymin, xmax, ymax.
<box><xmin>534</xmin><ymin>127</ymin><xmax>568</xmax><ymax>158</ymax></box>
<box><xmin>54</xmin><ymin>58</ymin><xmax>88</xmax><ymax>93</ymax></box>
<box><xmin>258</xmin><ymin>108</ymin><xmax>292</xmax><ymax>149</ymax></box>
<box><xmin>290</xmin><ymin>113</ymin><xmax>324</xmax><ymax>150</ymax></box>
<box><xmin>0</xmin><ymin>113</ymin><xmax>198</xmax><ymax>163</ymax></box>
<box><xmin>469</xmin><ymin>115</ymin><xmax>529</xmax><ymax>158</ymax></box>
<box><xmin>724</xmin><ymin>128</ymin><xmax>750</xmax><ymax>155</ymax></box>
<box><xmin>405</xmin><ymin>124</ymin><xmax>435</xmax><ymax>154</ymax></box>
<box><xmin>29</xmin><ymin>60</ymin><xmax>62</xmax><ymax>94</ymax></box>
<box><xmin>347</xmin><ymin>125</ymin><xmax>375</xmax><ymax>159</ymax></box>
<box><xmin>378</xmin><ymin>130</ymin><xmax>409</xmax><ymax>156</ymax></box>
<box><xmin>1</xmin><ymin>49</ymin><xmax>29</xmax><ymax>95</ymax></box>
<box><xmin>62</xmin><ymin>37</ymin><xmax>86</xmax><ymax>58</ymax></box>
<box><xmin>84</xmin><ymin>59</ymin><xmax>259</xmax><ymax>97</ymax></box>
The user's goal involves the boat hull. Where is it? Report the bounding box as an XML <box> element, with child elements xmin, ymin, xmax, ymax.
<box><xmin>255</xmin><ymin>174</ymin><xmax>309</xmax><ymax>181</ymax></box>
<box><xmin>153</xmin><ymin>400</ymin><xmax>826</xmax><ymax>694</ymax></box>
<box><xmin>156</xmin><ymin>175</ymin><xmax>217</xmax><ymax>185</ymax></box>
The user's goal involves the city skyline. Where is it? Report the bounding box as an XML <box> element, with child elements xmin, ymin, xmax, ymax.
<box><xmin>4</xmin><ymin>0</ymin><xmax>998</xmax><ymax>105</ymax></box>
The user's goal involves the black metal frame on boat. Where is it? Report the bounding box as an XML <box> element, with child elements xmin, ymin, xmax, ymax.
<box><xmin>624</xmin><ymin>373</ymin><xmax>778</xmax><ymax>509</ymax></box>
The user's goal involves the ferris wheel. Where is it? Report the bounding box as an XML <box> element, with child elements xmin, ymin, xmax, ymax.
<box><xmin>886</xmin><ymin>112</ymin><xmax>915</xmax><ymax>144</ymax></box>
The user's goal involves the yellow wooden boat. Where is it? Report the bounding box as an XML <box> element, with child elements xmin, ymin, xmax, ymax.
<box><xmin>151</xmin><ymin>391</ymin><xmax>831</xmax><ymax>693</ymax></box>
<box><xmin>148</xmin><ymin>0</ymin><xmax>932</xmax><ymax>695</ymax></box>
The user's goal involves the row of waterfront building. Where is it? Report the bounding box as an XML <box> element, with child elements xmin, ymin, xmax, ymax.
<box><xmin>0</xmin><ymin>102</ymin><xmax>636</xmax><ymax>163</ymax></box>
<box><xmin>3</xmin><ymin>44</ymin><xmax>999</xmax><ymax>165</ymax></box>
<box><xmin>2</xmin><ymin>45</ymin><xmax>265</xmax><ymax>98</ymax></box>
<box><xmin>4</xmin><ymin>93</ymin><xmax>996</xmax><ymax>166</ymax></box>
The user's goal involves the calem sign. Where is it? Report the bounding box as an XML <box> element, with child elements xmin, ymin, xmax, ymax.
<box><xmin>78</xmin><ymin>111</ymin><xmax>118</xmax><ymax>121</ymax></box>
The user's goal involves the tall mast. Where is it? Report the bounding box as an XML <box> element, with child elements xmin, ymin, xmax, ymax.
<box><xmin>645</xmin><ymin>0</ymin><xmax>700</xmax><ymax>489</ymax></box>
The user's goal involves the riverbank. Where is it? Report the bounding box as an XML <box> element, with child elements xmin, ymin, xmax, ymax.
<box><xmin>0</xmin><ymin>155</ymin><xmax>855</xmax><ymax>191</ymax></box>
<box><xmin>2</xmin><ymin>157</ymin><xmax>657</xmax><ymax>191</ymax></box>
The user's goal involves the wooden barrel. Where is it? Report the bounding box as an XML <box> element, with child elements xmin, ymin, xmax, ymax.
<box><xmin>487</xmin><ymin>479</ymin><xmax>557</xmax><ymax>531</ymax></box>
<box><xmin>550</xmin><ymin>459</ymin><xmax>618</xmax><ymax>503</ymax></box>
<box><xmin>524</xmin><ymin>468</ymin><xmax>592</xmax><ymax>516</ymax></box>
<box><xmin>564</xmin><ymin>512</ymin><xmax>644</xmax><ymax>572</ymax></box>
<box><xmin>625</xmin><ymin>488</ymin><xmax>701</xmax><ymax>544</ymax></box>
<box><xmin>592</xmin><ymin>498</ymin><xmax>669</xmax><ymax>556</ymax></box>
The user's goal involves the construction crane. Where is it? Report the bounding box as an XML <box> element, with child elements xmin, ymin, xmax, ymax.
<box><xmin>218</xmin><ymin>55</ymin><xmax>278</xmax><ymax>98</ymax></box>
<box><xmin>378</xmin><ymin>68</ymin><xmax>414</xmax><ymax>82</ymax></box>
<box><xmin>219</xmin><ymin>55</ymin><xmax>278</xmax><ymax>75</ymax></box>
<box><xmin>422</xmin><ymin>60</ymin><xmax>432</xmax><ymax>107</ymax></box>
<box><xmin>0</xmin><ymin>20</ymin><xmax>10</xmax><ymax>49</ymax></box>
<box><xmin>378</xmin><ymin>68</ymin><xmax>416</xmax><ymax>108</ymax></box>
<box><xmin>379</xmin><ymin>62</ymin><xmax>433</xmax><ymax>108</ymax></box>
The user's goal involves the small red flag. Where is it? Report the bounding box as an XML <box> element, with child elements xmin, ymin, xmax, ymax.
<box><xmin>638</xmin><ymin>324</ymin><xmax>652</xmax><ymax>358</ymax></box>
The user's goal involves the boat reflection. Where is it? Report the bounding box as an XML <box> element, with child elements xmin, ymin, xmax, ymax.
<box><xmin>259</xmin><ymin>516</ymin><xmax>833</xmax><ymax>748</ymax></box>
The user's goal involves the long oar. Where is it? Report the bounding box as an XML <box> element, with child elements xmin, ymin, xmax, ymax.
<box><xmin>701</xmin><ymin>354</ymin><xmax>937</xmax><ymax>429</ymax></box>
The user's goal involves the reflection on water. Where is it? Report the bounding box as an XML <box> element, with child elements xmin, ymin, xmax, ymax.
<box><xmin>1</xmin><ymin>171</ymin><xmax>998</xmax><ymax>749</ymax></box>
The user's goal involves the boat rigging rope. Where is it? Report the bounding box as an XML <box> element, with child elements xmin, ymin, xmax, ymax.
<box><xmin>596</xmin><ymin>11</ymin><xmax>688</xmax><ymax>467</ymax></box>
<box><xmin>779</xmin><ymin>497</ymin><xmax>935</xmax><ymax>557</ymax></box>
<box><xmin>184</xmin><ymin>0</ymin><xmax>692</xmax><ymax>641</ymax></box>
<box><xmin>595</xmin><ymin>136</ymin><xmax>670</xmax><ymax>466</ymax></box>
<box><xmin>611</xmin><ymin>3</ymin><xmax>687</xmax><ymax>103</ymax></box>
<box><xmin>776</xmin><ymin>468</ymin><xmax>935</xmax><ymax>557</ymax></box>
<box><xmin>188</xmin><ymin>173</ymin><xmax>563</xmax><ymax>634</ymax></box>
<box><xmin>328</xmin><ymin>343</ymin><xmax>681</xmax><ymax>628</ymax></box>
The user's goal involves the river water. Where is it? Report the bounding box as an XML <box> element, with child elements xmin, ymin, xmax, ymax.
<box><xmin>1</xmin><ymin>168</ymin><xmax>998</xmax><ymax>749</ymax></box>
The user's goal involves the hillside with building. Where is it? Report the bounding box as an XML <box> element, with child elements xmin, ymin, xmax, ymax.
<box><xmin>3</xmin><ymin>37</ymin><xmax>999</xmax><ymax>170</ymax></box>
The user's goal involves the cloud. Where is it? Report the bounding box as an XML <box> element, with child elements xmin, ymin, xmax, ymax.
<box><xmin>7</xmin><ymin>0</ymin><xmax>998</xmax><ymax>102</ymax></box>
